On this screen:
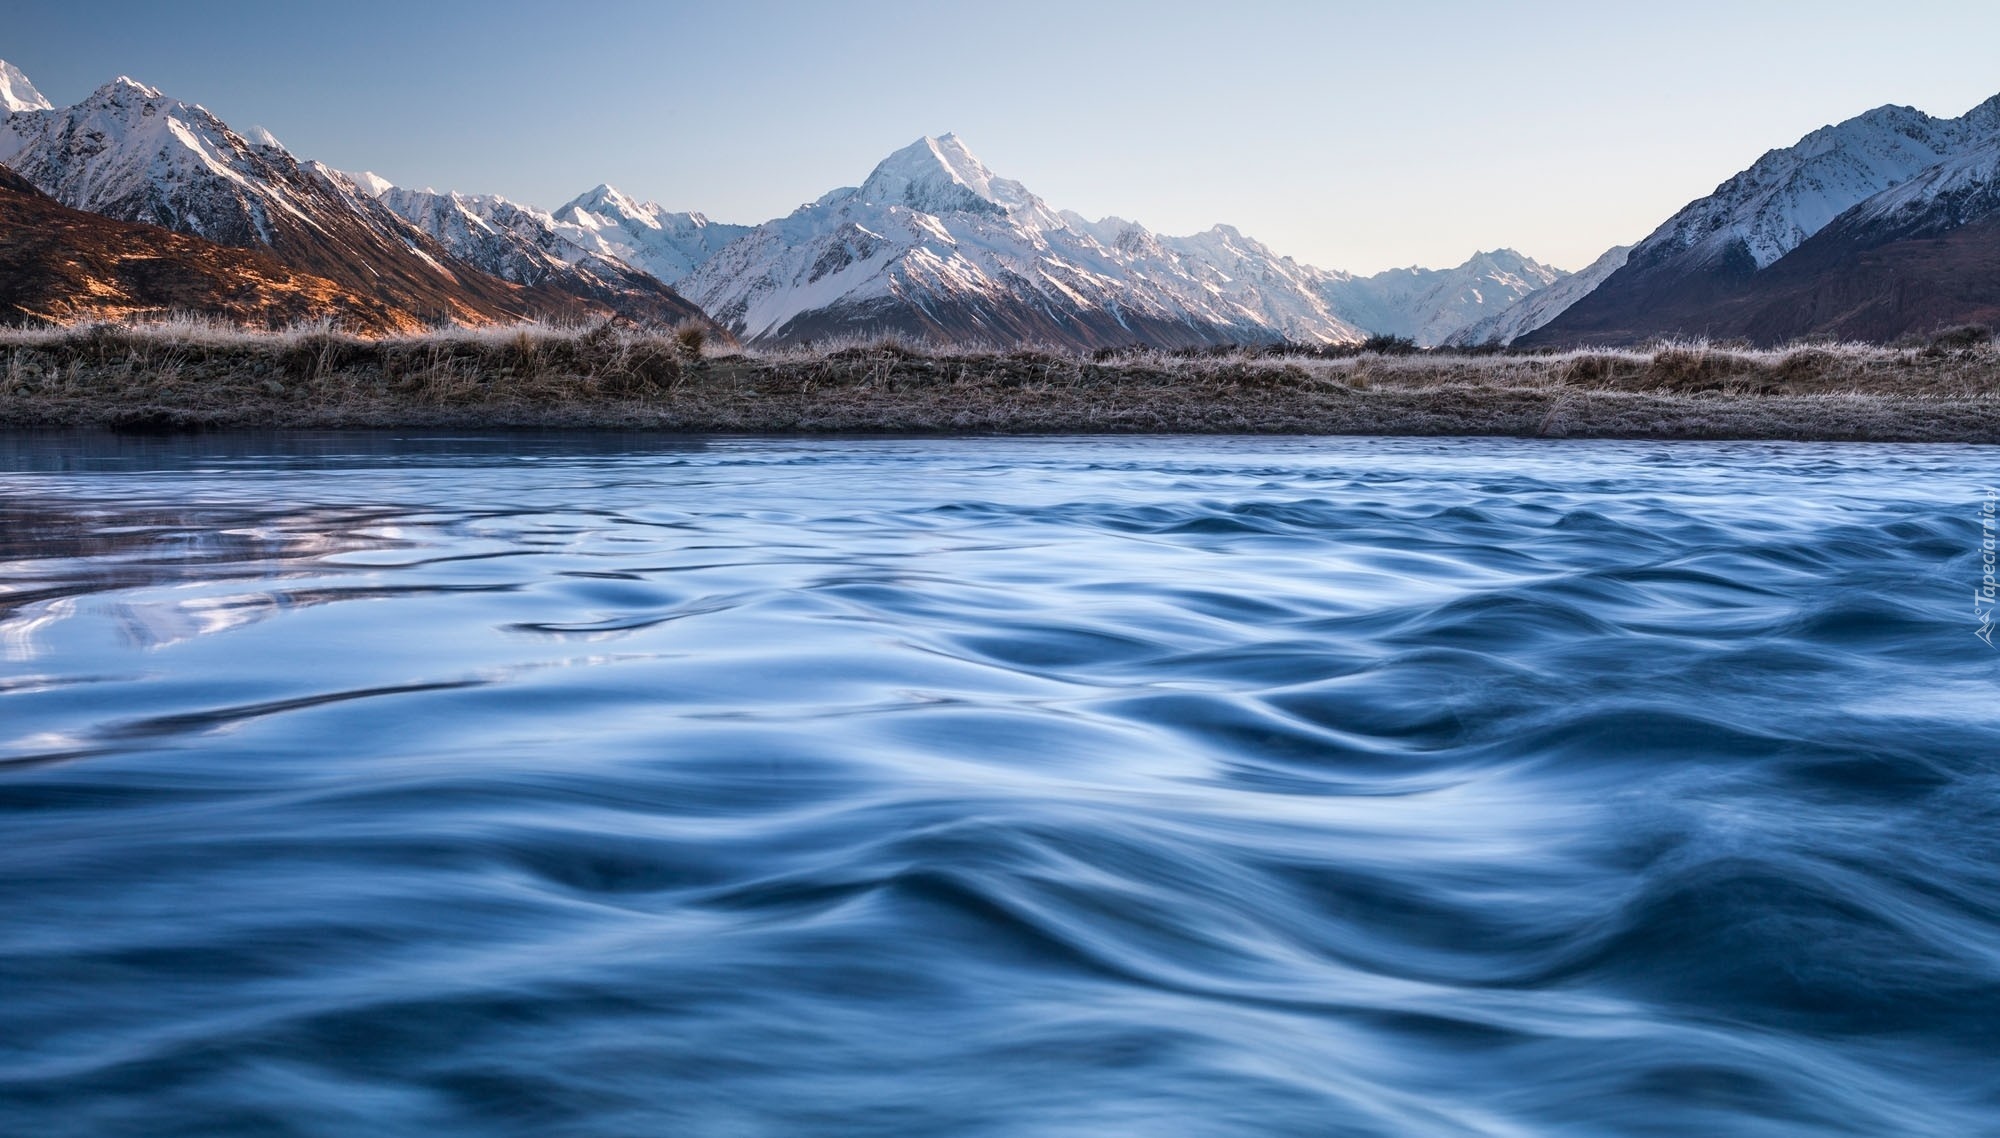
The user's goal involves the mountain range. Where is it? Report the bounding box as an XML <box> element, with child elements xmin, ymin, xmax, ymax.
<box><xmin>4</xmin><ymin>56</ymin><xmax>1999</xmax><ymax>350</ymax></box>
<box><xmin>676</xmin><ymin>134</ymin><xmax>1564</xmax><ymax>349</ymax></box>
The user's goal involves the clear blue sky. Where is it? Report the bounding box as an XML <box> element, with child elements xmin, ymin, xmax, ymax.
<box><xmin>8</xmin><ymin>0</ymin><xmax>2000</xmax><ymax>274</ymax></box>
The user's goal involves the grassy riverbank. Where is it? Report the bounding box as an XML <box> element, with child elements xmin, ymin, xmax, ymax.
<box><xmin>2</xmin><ymin>320</ymin><xmax>1997</xmax><ymax>441</ymax></box>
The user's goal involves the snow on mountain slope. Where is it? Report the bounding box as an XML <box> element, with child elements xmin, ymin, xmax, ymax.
<box><xmin>1840</xmin><ymin>133</ymin><xmax>2000</xmax><ymax>235</ymax></box>
<box><xmin>1053</xmin><ymin>209</ymin><xmax>1557</xmax><ymax>347</ymax></box>
<box><xmin>0</xmin><ymin>75</ymin><xmax>307</xmax><ymax>243</ymax></box>
<box><xmin>0</xmin><ymin>59</ymin><xmax>51</xmax><ymax>113</ymax></box>
<box><xmin>1445</xmin><ymin>245</ymin><xmax>1632</xmax><ymax>346</ymax></box>
<box><xmin>1627</xmin><ymin>96</ymin><xmax>2000</xmax><ymax>276</ymax></box>
<box><xmin>549</xmin><ymin>185</ymin><xmax>752</xmax><ymax>285</ymax></box>
<box><xmin>355</xmin><ymin>180</ymin><xmax>573</xmax><ymax>284</ymax></box>
<box><xmin>0</xmin><ymin>75</ymin><xmax>409</xmax><ymax>255</ymax></box>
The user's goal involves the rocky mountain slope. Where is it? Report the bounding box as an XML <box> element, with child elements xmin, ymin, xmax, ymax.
<box><xmin>0</xmin><ymin>65</ymin><xmax>697</xmax><ymax>329</ymax></box>
<box><xmin>1059</xmin><ymin>215</ymin><xmax>1373</xmax><ymax>346</ymax></box>
<box><xmin>1523</xmin><ymin>96</ymin><xmax>2000</xmax><ymax>347</ymax></box>
<box><xmin>0</xmin><ymin>164</ymin><xmax>412</xmax><ymax>330</ymax></box>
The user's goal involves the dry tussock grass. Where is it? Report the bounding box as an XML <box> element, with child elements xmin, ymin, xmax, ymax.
<box><xmin>0</xmin><ymin>320</ymin><xmax>1995</xmax><ymax>441</ymax></box>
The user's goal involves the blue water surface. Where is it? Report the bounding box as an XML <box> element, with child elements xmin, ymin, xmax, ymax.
<box><xmin>2</xmin><ymin>432</ymin><xmax>1996</xmax><ymax>1137</ymax></box>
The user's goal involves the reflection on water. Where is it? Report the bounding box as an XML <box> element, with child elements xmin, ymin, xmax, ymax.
<box><xmin>1</xmin><ymin>431</ymin><xmax>1996</xmax><ymax>1137</ymax></box>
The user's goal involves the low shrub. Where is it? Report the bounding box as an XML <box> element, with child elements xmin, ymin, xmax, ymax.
<box><xmin>674</xmin><ymin>322</ymin><xmax>707</xmax><ymax>360</ymax></box>
<box><xmin>1360</xmin><ymin>333</ymin><xmax>1419</xmax><ymax>356</ymax></box>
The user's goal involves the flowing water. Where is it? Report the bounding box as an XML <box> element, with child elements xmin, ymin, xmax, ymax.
<box><xmin>2</xmin><ymin>432</ymin><xmax>1996</xmax><ymax>1137</ymax></box>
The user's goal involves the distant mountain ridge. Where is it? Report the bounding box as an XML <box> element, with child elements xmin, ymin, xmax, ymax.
<box><xmin>1320</xmin><ymin>250</ymin><xmax>1565</xmax><ymax>346</ymax></box>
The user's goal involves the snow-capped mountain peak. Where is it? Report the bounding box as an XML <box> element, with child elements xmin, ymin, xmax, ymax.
<box><xmin>1960</xmin><ymin>93</ymin><xmax>2000</xmax><ymax>136</ymax></box>
<box><xmin>681</xmin><ymin>133</ymin><xmax>1557</xmax><ymax>349</ymax></box>
<box><xmin>0</xmin><ymin>75</ymin><xmax>324</xmax><ymax>230</ymax></box>
<box><xmin>346</xmin><ymin>169</ymin><xmax>398</xmax><ymax>198</ymax></box>
<box><xmin>101</xmin><ymin>75</ymin><xmax>165</xmax><ymax>102</ymax></box>
<box><xmin>855</xmin><ymin>134</ymin><xmax>1039</xmax><ymax>217</ymax></box>
<box><xmin>0</xmin><ymin>59</ymin><xmax>52</xmax><ymax>113</ymax></box>
<box><xmin>242</xmin><ymin>125</ymin><xmax>288</xmax><ymax>154</ymax></box>
<box><xmin>566</xmin><ymin>183</ymin><xmax>644</xmax><ymax>220</ymax></box>
<box><xmin>0</xmin><ymin>69</ymin><xmax>663</xmax><ymax>328</ymax></box>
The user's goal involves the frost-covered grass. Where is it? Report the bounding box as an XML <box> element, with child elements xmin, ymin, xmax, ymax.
<box><xmin>1</xmin><ymin>319</ymin><xmax>1996</xmax><ymax>440</ymax></box>
<box><xmin>726</xmin><ymin>328</ymin><xmax>2000</xmax><ymax>399</ymax></box>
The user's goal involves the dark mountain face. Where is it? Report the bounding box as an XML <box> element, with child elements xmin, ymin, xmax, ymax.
<box><xmin>0</xmin><ymin>165</ymin><xmax>422</xmax><ymax>331</ymax></box>
<box><xmin>1713</xmin><ymin>219</ymin><xmax>2000</xmax><ymax>346</ymax></box>
<box><xmin>1511</xmin><ymin>242</ymin><xmax>1765</xmax><ymax>348</ymax></box>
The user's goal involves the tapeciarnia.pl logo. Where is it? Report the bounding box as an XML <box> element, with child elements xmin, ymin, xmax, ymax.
<box><xmin>1980</xmin><ymin>487</ymin><xmax>1997</xmax><ymax>648</ymax></box>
